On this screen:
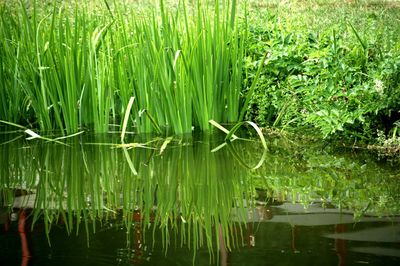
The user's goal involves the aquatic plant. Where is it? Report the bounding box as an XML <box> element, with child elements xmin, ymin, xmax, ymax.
<box><xmin>0</xmin><ymin>0</ymin><xmax>253</xmax><ymax>135</ymax></box>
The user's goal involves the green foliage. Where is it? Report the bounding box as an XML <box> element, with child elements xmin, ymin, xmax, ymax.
<box><xmin>0</xmin><ymin>0</ymin><xmax>247</xmax><ymax>134</ymax></box>
<box><xmin>244</xmin><ymin>1</ymin><xmax>400</xmax><ymax>141</ymax></box>
<box><xmin>1</xmin><ymin>0</ymin><xmax>399</xmax><ymax>142</ymax></box>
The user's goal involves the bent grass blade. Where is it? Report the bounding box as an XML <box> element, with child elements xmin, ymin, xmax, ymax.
<box><xmin>54</xmin><ymin>131</ymin><xmax>85</xmax><ymax>140</ymax></box>
<box><xmin>1</xmin><ymin>119</ymin><xmax>85</xmax><ymax>145</ymax></box>
<box><xmin>0</xmin><ymin>119</ymin><xmax>27</xmax><ymax>130</ymax></box>
<box><xmin>121</xmin><ymin>146</ymin><xmax>138</xmax><ymax>176</ymax></box>
<box><xmin>226</xmin><ymin>121</ymin><xmax>268</xmax><ymax>170</ymax></box>
<box><xmin>121</xmin><ymin>96</ymin><xmax>135</xmax><ymax>142</ymax></box>
<box><xmin>208</xmin><ymin>120</ymin><xmax>238</xmax><ymax>140</ymax></box>
<box><xmin>159</xmin><ymin>136</ymin><xmax>173</xmax><ymax>155</ymax></box>
<box><xmin>209</xmin><ymin>119</ymin><xmax>268</xmax><ymax>169</ymax></box>
<box><xmin>0</xmin><ymin>135</ymin><xmax>24</xmax><ymax>145</ymax></box>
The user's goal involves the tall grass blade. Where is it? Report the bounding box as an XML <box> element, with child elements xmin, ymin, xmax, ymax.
<box><xmin>348</xmin><ymin>22</ymin><xmax>367</xmax><ymax>51</ymax></box>
<box><xmin>239</xmin><ymin>51</ymin><xmax>269</xmax><ymax>122</ymax></box>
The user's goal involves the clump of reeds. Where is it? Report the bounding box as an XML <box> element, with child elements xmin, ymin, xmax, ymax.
<box><xmin>0</xmin><ymin>0</ymin><xmax>251</xmax><ymax>135</ymax></box>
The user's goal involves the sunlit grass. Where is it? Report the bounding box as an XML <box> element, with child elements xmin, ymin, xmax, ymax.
<box><xmin>0</xmin><ymin>0</ymin><xmax>252</xmax><ymax>135</ymax></box>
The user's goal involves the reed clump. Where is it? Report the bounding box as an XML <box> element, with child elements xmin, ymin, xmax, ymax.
<box><xmin>0</xmin><ymin>0</ymin><xmax>249</xmax><ymax>135</ymax></box>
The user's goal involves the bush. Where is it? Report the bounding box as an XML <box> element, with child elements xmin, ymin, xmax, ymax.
<box><xmin>243</xmin><ymin>2</ymin><xmax>400</xmax><ymax>141</ymax></box>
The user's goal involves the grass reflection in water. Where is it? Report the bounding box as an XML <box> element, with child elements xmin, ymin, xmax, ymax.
<box><xmin>0</xmin><ymin>133</ymin><xmax>252</xmax><ymax>260</ymax></box>
<box><xmin>0</xmin><ymin>132</ymin><xmax>399</xmax><ymax>264</ymax></box>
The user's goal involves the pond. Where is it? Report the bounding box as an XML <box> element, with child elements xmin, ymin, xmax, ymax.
<box><xmin>0</xmin><ymin>131</ymin><xmax>399</xmax><ymax>265</ymax></box>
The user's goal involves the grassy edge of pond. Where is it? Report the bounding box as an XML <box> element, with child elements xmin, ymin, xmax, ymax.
<box><xmin>0</xmin><ymin>0</ymin><xmax>399</xmax><ymax>153</ymax></box>
<box><xmin>0</xmin><ymin>0</ymin><xmax>399</xmax><ymax>255</ymax></box>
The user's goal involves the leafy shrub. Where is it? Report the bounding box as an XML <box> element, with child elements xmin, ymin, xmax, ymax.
<box><xmin>243</xmin><ymin>3</ymin><xmax>400</xmax><ymax>141</ymax></box>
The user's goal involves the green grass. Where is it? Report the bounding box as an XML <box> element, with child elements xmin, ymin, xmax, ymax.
<box><xmin>1</xmin><ymin>0</ymin><xmax>399</xmax><ymax>141</ymax></box>
<box><xmin>0</xmin><ymin>0</ymin><xmax>251</xmax><ymax>135</ymax></box>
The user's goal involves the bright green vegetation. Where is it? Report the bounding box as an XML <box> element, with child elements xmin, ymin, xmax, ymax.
<box><xmin>1</xmin><ymin>0</ymin><xmax>400</xmax><ymax>143</ymax></box>
<box><xmin>1</xmin><ymin>2</ymin><xmax>399</xmax><ymax>263</ymax></box>
<box><xmin>0</xmin><ymin>0</ymin><xmax>248</xmax><ymax>134</ymax></box>
<box><xmin>244</xmin><ymin>0</ymin><xmax>400</xmax><ymax>143</ymax></box>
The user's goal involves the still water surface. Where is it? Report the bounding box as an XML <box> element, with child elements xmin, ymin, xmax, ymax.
<box><xmin>0</xmin><ymin>132</ymin><xmax>399</xmax><ymax>265</ymax></box>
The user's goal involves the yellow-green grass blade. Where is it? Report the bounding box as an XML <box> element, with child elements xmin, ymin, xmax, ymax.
<box><xmin>121</xmin><ymin>96</ymin><xmax>135</xmax><ymax>141</ymax></box>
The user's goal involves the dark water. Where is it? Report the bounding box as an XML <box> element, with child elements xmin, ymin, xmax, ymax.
<box><xmin>0</xmin><ymin>132</ymin><xmax>399</xmax><ymax>265</ymax></box>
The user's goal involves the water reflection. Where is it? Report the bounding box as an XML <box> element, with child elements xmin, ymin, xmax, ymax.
<box><xmin>0</xmin><ymin>133</ymin><xmax>252</xmax><ymax>263</ymax></box>
<box><xmin>0</xmin><ymin>132</ymin><xmax>399</xmax><ymax>265</ymax></box>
